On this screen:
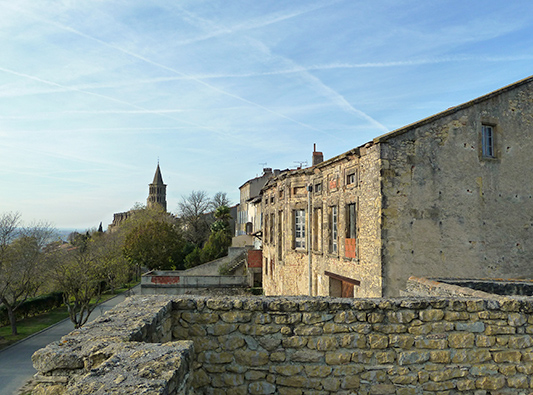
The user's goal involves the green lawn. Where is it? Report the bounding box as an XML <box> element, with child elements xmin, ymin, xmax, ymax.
<box><xmin>0</xmin><ymin>284</ymin><xmax>138</xmax><ymax>351</ymax></box>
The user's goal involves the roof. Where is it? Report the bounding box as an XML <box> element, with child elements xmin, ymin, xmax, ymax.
<box><xmin>373</xmin><ymin>74</ymin><xmax>533</xmax><ymax>143</ymax></box>
<box><xmin>262</xmin><ymin>75</ymin><xmax>533</xmax><ymax>190</ymax></box>
<box><xmin>151</xmin><ymin>164</ymin><xmax>165</xmax><ymax>185</ymax></box>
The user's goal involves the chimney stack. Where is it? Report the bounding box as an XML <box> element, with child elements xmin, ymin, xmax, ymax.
<box><xmin>312</xmin><ymin>143</ymin><xmax>324</xmax><ymax>166</ymax></box>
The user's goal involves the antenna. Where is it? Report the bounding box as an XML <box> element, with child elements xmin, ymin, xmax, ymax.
<box><xmin>259</xmin><ymin>162</ymin><xmax>267</xmax><ymax>167</ymax></box>
<box><xmin>293</xmin><ymin>160</ymin><xmax>308</xmax><ymax>169</ymax></box>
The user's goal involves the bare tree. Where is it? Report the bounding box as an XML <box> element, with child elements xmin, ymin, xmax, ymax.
<box><xmin>210</xmin><ymin>192</ymin><xmax>231</xmax><ymax>211</ymax></box>
<box><xmin>178</xmin><ymin>191</ymin><xmax>212</xmax><ymax>246</ymax></box>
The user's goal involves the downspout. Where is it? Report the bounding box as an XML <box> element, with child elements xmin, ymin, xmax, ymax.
<box><xmin>307</xmin><ymin>184</ymin><xmax>313</xmax><ymax>296</ymax></box>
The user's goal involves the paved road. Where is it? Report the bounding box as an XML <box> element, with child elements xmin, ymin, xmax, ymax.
<box><xmin>0</xmin><ymin>286</ymin><xmax>140</xmax><ymax>395</ymax></box>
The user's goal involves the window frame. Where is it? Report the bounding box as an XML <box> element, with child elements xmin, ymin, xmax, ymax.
<box><xmin>481</xmin><ymin>124</ymin><xmax>495</xmax><ymax>158</ymax></box>
<box><xmin>329</xmin><ymin>206</ymin><xmax>338</xmax><ymax>254</ymax></box>
<box><xmin>294</xmin><ymin>209</ymin><xmax>306</xmax><ymax>249</ymax></box>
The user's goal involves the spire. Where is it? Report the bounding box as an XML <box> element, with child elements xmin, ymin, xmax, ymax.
<box><xmin>152</xmin><ymin>163</ymin><xmax>165</xmax><ymax>185</ymax></box>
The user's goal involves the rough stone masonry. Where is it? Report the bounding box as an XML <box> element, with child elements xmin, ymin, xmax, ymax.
<box><xmin>32</xmin><ymin>294</ymin><xmax>533</xmax><ymax>394</ymax></box>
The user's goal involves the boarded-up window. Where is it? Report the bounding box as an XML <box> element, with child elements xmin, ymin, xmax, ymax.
<box><xmin>345</xmin><ymin>203</ymin><xmax>357</xmax><ymax>259</ymax></box>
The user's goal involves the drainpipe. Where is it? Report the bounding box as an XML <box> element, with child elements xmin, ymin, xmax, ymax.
<box><xmin>307</xmin><ymin>184</ymin><xmax>313</xmax><ymax>296</ymax></box>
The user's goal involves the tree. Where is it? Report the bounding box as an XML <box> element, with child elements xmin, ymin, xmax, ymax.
<box><xmin>51</xmin><ymin>240</ymin><xmax>106</xmax><ymax>328</ymax></box>
<box><xmin>210</xmin><ymin>192</ymin><xmax>231</xmax><ymax>211</ymax></box>
<box><xmin>123</xmin><ymin>220</ymin><xmax>185</xmax><ymax>271</ymax></box>
<box><xmin>0</xmin><ymin>213</ymin><xmax>56</xmax><ymax>335</ymax></box>
<box><xmin>178</xmin><ymin>191</ymin><xmax>212</xmax><ymax>246</ymax></box>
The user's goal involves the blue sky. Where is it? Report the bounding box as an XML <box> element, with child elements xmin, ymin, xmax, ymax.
<box><xmin>1</xmin><ymin>0</ymin><xmax>533</xmax><ymax>229</ymax></box>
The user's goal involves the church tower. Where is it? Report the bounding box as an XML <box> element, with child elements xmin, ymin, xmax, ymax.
<box><xmin>147</xmin><ymin>163</ymin><xmax>167</xmax><ymax>211</ymax></box>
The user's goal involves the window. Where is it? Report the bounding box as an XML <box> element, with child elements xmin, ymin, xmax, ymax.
<box><xmin>346</xmin><ymin>172</ymin><xmax>356</xmax><ymax>186</ymax></box>
<box><xmin>278</xmin><ymin>211</ymin><xmax>283</xmax><ymax>261</ymax></box>
<box><xmin>482</xmin><ymin>124</ymin><xmax>495</xmax><ymax>158</ymax></box>
<box><xmin>270</xmin><ymin>196</ymin><xmax>275</xmax><ymax>204</ymax></box>
<box><xmin>313</xmin><ymin>208</ymin><xmax>322</xmax><ymax>251</ymax></box>
<box><xmin>345</xmin><ymin>203</ymin><xmax>357</xmax><ymax>259</ymax></box>
<box><xmin>330</xmin><ymin>206</ymin><xmax>338</xmax><ymax>253</ymax></box>
<box><xmin>294</xmin><ymin>209</ymin><xmax>306</xmax><ymax>249</ymax></box>
<box><xmin>264</xmin><ymin>214</ymin><xmax>269</xmax><ymax>244</ymax></box>
<box><xmin>314</xmin><ymin>183</ymin><xmax>322</xmax><ymax>193</ymax></box>
<box><xmin>269</xmin><ymin>213</ymin><xmax>274</xmax><ymax>244</ymax></box>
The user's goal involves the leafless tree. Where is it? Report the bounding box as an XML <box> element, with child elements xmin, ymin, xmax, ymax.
<box><xmin>210</xmin><ymin>192</ymin><xmax>231</xmax><ymax>211</ymax></box>
<box><xmin>177</xmin><ymin>190</ymin><xmax>212</xmax><ymax>246</ymax></box>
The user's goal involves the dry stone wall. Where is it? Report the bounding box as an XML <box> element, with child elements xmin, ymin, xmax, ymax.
<box><xmin>32</xmin><ymin>294</ymin><xmax>533</xmax><ymax>394</ymax></box>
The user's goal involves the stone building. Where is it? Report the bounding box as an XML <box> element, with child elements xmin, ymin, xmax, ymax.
<box><xmin>235</xmin><ymin>168</ymin><xmax>282</xmax><ymax>245</ymax></box>
<box><xmin>262</xmin><ymin>75</ymin><xmax>533</xmax><ymax>298</ymax></box>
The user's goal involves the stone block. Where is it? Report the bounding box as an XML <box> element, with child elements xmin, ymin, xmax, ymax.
<box><xmin>455</xmin><ymin>321</ymin><xmax>485</xmax><ymax>332</ymax></box>
<box><xmin>507</xmin><ymin>375</ymin><xmax>529</xmax><ymax>388</ymax></box>
<box><xmin>302</xmin><ymin>312</ymin><xmax>332</xmax><ymax>324</ymax></box>
<box><xmin>307</xmin><ymin>336</ymin><xmax>339</xmax><ymax>351</ymax></box>
<box><xmin>304</xmin><ymin>365</ymin><xmax>332</xmax><ymax>377</ymax></box>
<box><xmin>475</xmin><ymin>376</ymin><xmax>506</xmax><ymax>390</ymax></box>
<box><xmin>419</xmin><ymin>309</ymin><xmax>445</xmax><ymax>321</ymax></box>
<box><xmin>200</xmin><ymin>351</ymin><xmax>234</xmax><ymax>364</ymax></box>
<box><xmin>291</xmin><ymin>349</ymin><xmax>324</xmax><ymax>363</ymax></box>
<box><xmin>293</xmin><ymin>326</ymin><xmax>323</xmax><ymax>336</ymax></box>
<box><xmin>341</xmin><ymin>375</ymin><xmax>361</xmax><ymax>390</ymax></box>
<box><xmin>323</xmin><ymin>323</ymin><xmax>350</xmax><ymax>333</ymax></box>
<box><xmin>270</xmin><ymin>352</ymin><xmax>286</xmax><ymax>362</ymax></box>
<box><xmin>282</xmin><ymin>336</ymin><xmax>308</xmax><ymax>348</ymax></box>
<box><xmin>389</xmin><ymin>334</ymin><xmax>414</xmax><ymax>349</ymax></box>
<box><xmin>368</xmin><ymin>333</ymin><xmax>389</xmax><ymax>349</ymax></box>
<box><xmin>274</xmin><ymin>313</ymin><xmax>302</xmax><ymax>325</ymax></box>
<box><xmin>220</xmin><ymin>311</ymin><xmax>252</xmax><ymax>323</ymax></box>
<box><xmin>271</xmin><ymin>365</ymin><xmax>303</xmax><ymax>376</ymax></box>
<box><xmin>234</xmin><ymin>350</ymin><xmax>270</xmax><ymax>366</ymax></box>
<box><xmin>387</xmin><ymin>310</ymin><xmax>417</xmax><ymax>324</ymax></box>
<box><xmin>476</xmin><ymin>335</ymin><xmax>496</xmax><ymax>347</ymax></box>
<box><xmin>448</xmin><ymin>332</ymin><xmax>475</xmax><ymax>348</ymax></box>
<box><xmin>249</xmin><ymin>381</ymin><xmax>276</xmax><ymax>395</ymax></box>
<box><xmin>339</xmin><ymin>333</ymin><xmax>366</xmax><ymax>348</ymax></box>
<box><xmin>398</xmin><ymin>350</ymin><xmax>430</xmax><ymax>365</ymax></box>
<box><xmin>429</xmin><ymin>350</ymin><xmax>451</xmax><ymax>364</ymax></box>
<box><xmin>508</xmin><ymin>335</ymin><xmax>533</xmax><ymax>349</ymax></box>
<box><xmin>451</xmin><ymin>349</ymin><xmax>492</xmax><ymax>364</ymax></box>
<box><xmin>246</xmin><ymin>370</ymin><xmax>267</xmax><ymax>380</ymax></box>
<box><xmin>493</xmin><ymin>351</ymin><xmax>522</xmax><ymax>363</ymax></box>
<box><xmin>207</xmin><ymin>323</ymin><xmax>239</xmax><ymax>336</ymax></box>
<box><xmin>469</xmin><ymin>364</ymin><xmax>499</xmax><ymax>376</ymax></box>
<box><xmin>368</xmin><ymin>383</ymin><xmax>395</xmax><ymax>394</ymax></box>
<box><xmin>322</xmin><ymin>377</ymin><xmax>341</xmax><ymax>391</ymax></box>
<box><xmin>415</xmin><ymin>338</ymin><xmax>447</xmax><ymax>349</ymax></box>
<box><xmin>324</xmin><ymin>350</ymin><xmax>351</xmax><ymax>365</ymax></box>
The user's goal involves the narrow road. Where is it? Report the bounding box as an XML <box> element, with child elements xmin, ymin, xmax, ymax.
<box><xmin>0</xmin><ymin>286</ymin><xmax>139</xmax><ymax>395</ymax></box>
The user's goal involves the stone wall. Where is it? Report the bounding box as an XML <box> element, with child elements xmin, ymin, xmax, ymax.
<box><xmin>33</xmin><ymin>294</ymin><xmax>533</xmax><ymax>394</ymax></box>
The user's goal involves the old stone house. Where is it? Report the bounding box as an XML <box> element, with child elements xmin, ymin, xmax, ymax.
<box><xmin>262</xmin><ymin>75</ymin><xmax>533</xmax><ymax>298</ymax></box>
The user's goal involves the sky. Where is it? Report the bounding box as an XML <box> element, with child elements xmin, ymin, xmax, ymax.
<box><xmin>1</xmin><ymin>0</ymin><xmax>533</xmax><ymax>230</ymax></box>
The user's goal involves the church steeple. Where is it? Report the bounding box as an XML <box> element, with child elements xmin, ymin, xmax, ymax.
<box><xmin>147</xmin><ymin>163</ymin><xmax>167</xmax><ymax>211</ymax></box>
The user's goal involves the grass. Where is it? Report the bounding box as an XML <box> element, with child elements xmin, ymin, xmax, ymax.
<box><xmin>0</xmin><ymin>283</ymin><xmax>138</xmax><ymax>351</ymax></box>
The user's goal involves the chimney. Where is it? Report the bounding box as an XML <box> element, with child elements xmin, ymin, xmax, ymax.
<box><xmin>263</xmin><ymin>168</ymin><xmax>273</xmax><ymax>176</ymax></box>
<box><xmin>312</xmin><ymin>143</ymin><xmax>324</xmax><ymax>166</ymax></box>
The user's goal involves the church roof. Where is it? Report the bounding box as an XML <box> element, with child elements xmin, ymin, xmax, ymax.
<box><xmin>151</xmin><ymin>164</ymin><xmax>165</xmax><ymax>185</ymax></box>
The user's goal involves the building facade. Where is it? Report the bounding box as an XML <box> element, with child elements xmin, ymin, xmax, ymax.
<box><xmin>262</xmin><ymin>75</ymin><xmax>533</xmax><ymax>297</ymax></box>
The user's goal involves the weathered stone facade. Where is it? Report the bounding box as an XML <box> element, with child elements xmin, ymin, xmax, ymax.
<box><xmin>262</xmin><ymin>75</ymin><xmax>533</xmax><ymax>297</ymax></box>
<box><xmin>32</xmin><ymin>293</ymin><xmax>533</xmax><ymax>394</ymax></box>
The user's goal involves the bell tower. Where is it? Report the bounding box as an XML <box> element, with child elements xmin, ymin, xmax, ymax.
<box><xmin>147</xmin><ymin>162</ymin><xmax>167</xmax><ymax>211</ymax></box>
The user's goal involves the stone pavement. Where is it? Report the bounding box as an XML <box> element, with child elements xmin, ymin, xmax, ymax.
<box><xmin>0</xmin><ymin>286</ymin><xmax>139</xmax><ymax>395</ymax></box>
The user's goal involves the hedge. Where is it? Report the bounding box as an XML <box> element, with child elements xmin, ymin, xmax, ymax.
<box><xmin>0</xmin><ymin>292</ymin><xmax>64</xmax><ymax>327</ymax></box>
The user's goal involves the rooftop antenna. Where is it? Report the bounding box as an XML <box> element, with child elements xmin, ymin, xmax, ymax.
<box><xmin>293</xmin><ymin>160</ymin><xmax>308</xmax><ymax>169</ymax></box>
